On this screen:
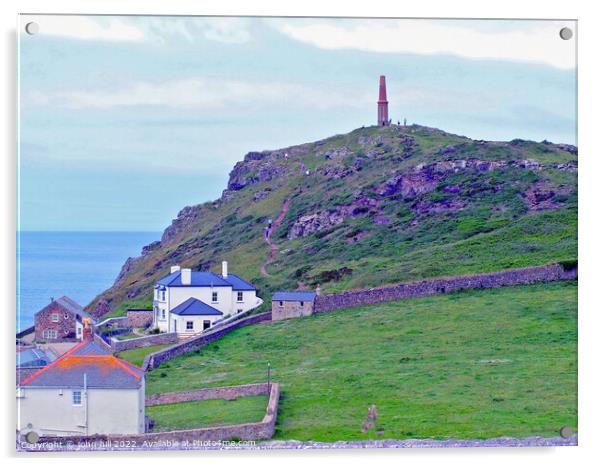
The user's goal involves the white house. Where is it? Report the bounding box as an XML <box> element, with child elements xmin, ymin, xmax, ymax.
<box><xmin>153</xmin><ymin>261</ymin><xmax>263</xmax><ymax>334</ymax></box>
<box><xmin>17</xmin><ymin>336</ymin><xmax>145</xmax><ymax>437</ymax></box>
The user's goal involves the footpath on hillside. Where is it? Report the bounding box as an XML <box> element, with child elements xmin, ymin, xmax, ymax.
<box><xmin>260</xmin><ymin>198</ymin><xmax>290</xmax><ymax>277</ymax></box>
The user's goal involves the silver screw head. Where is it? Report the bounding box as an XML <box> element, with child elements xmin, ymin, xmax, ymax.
<box><xmin>559</xmin><ymin>27</ymin><xmax>573</xmax><ymax>40</ymax></box>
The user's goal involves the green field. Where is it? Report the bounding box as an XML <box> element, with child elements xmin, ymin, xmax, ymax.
<box><xmin>147</xmin><ymin>396</ymin><xmax>268</xmax><ymax>432</ymax></box>
<box><xmin>117</xmin><ymin>344</ymin><xmax>172</xmax><ymax>367</ymax></box>
<box><xmin>145</xmin><ymin>282</ymin><xmax>577</xmax><ymax>441</ymax></box>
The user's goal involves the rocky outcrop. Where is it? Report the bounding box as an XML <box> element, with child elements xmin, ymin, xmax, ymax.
<box><xmin>115</xmin><ymin>257</ymin><xmax>140</xmax><ymax>284</ymax></box>
<box><xmin>90</xmin><ymin>298</ymin><xmax>111</xmax><ymax>318</ymax></box>
<box><xmin>161</xmin><ymin>205</ymin><xmax>203</xmax><ymax>243</ymax></box>
<box><xmin>288</xmin><ymin>209</ymin><xmax>348</xmax><ymax>239</ymax></box>
<box><xmin>379</xmin><ymin>172</ymin><xmax>440</xmax><ymax>197</ymax></box>
<box><xmin>227</xmin><ymin>159</ymin><xmax>285</xmax><ymax>191</ymax></box>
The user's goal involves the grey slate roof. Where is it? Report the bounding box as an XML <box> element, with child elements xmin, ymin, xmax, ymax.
<box><xmin>170</xmin><ymin>298</ymin><xmax>224</xmax><ymax>316</ymax></box>
<box><xmin>16</xmin><ymin>348</ymin><xmax>56</xmax><ymax>368</ymax></box>
<box><xmin>19</xmin><ymin>340</ymin><xmax>144</xmax><ymax>389</ymax></box>
<box><xmin>35</xmin><ymin>295</ymin><xmax>95</xmax><ymax>322</ymax></box>
<box><xmin>157</xmin><ymin>271</ymin><xmax>256</xmax><ymax>291</ymax></box>
<box><xmin>273</xmin><ymin>291</ymin><xmax>317</xmax><ymax>302</ymax></box>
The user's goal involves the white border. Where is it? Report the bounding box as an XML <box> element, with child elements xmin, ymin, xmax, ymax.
<box><xmin>2</xmin><ymin>1</ymin><xmax>600</xmax><ymax>464</ymax></box>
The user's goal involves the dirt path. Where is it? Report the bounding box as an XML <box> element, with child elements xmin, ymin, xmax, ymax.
<box><xmin>260</xmin><ymin>198</ymin><xmax>290</xmax><ymax>277</ymax></box>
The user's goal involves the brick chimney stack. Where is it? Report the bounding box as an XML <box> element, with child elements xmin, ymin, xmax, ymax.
<box><xmin>82</xmin><ymin>317</ymin><xmax>93</xmax><ymax>341</ymax></box>
<box><xmin>377</xmin><ymin>75</ymin><xmax>390</xmax><ymax>126</ymax></box>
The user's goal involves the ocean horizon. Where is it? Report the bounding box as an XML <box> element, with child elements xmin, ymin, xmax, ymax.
<box><xmin>16</xmin><ymin>231</ymin><xmax>160</xmax><ymax>331</ymax></box>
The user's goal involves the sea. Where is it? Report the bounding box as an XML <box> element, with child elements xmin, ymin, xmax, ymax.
<box><xmin>17</xmin><ymin>231</ymin><xmax>160</xmax><ymax>331</ymax></box>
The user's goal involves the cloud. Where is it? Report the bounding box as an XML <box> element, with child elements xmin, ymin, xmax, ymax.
<box><xmin>20</xmin><ymin>15</ymin><xmax>252</xmax><ymax>45</ymax></box>
<box><xmin>22</xmin><ymin>77</ymin><xmax>371</xmax><ymax>111</ymax></box>
<box><xmin>272</xmin><ymin>19</ymin><xmax>576</xmax><ymax>69</ymax></box>
<box><xmin>20</xmin><ymin>15</ymin><xmax>145</xmax><ymax>42</ymax></box>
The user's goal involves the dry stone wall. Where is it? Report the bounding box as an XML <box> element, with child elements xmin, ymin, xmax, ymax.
<box><xmin>314</xmin><ymin>263</ymin><xmax>577</xmax><ymax>314</ymax></box>
<box><xmin>146</xmin><ymin>383</ymin><xmax>270</xmax><ymax>406</ymax></box>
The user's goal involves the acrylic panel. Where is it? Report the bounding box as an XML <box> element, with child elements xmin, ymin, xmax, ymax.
<box><xmin>16</xmin><ymin>15</ymin><xmax>577</xmax><ymax>452</ymax></box>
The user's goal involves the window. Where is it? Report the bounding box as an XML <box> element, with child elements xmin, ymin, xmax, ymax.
<box><xmin>237</xmin><ymin>309</ymin><xmax>243</xmax><ymax>314</ymax></box>
<box><xmin>42</xmin><ymin>329</ymin><xmax>57</xmax><ymax>339</ymax></box>
<box><xmin>72</xmin><ymin>391</ymin><xmax>82</xmax><ymax>406</ymax></box>
<box><xmin>279</xmin><ymin>301</ymin><xmax>284</xmax><ymax>307</ymax></box>
<box><xmin>51</xmin><ymin>313</ymin><xmax>59</xmax><ymax>323</ymax></box>
<box><xmin>77</xmin><ymin>327</ymin><xmax>82</xmax><ymax>336</ymax></box>
<box><xmin>237</xmin><ymin>291</ymin><xmax>243</xmax><ymax>302</ymax></box>
<box><xmin>161</xmin><ymin>309</ymin><xmax>166</xmax><ymax>319</ymax></box>
<box><xmin>161</xmin><ymin>291</ymin><xmax>166</xmax><ymax>301</ymax></box>
<box><xmin>186</xmin><ymin>321</ymin><xmax>194</xmax><ymax>331</ymax></box>
<box><xmin>300</xmin><ymin>301</ymin><xmax>304</xmax><ymax>307</ymax></box>
<box><xmin>203</xmin><ymin>320</ymin><xmax>211</xmax><ymax>330</ymax></box>
<box><xmin>212</xmin><ymin>291</ymin><xmax>218</xmax><ymax>303</ymax></box>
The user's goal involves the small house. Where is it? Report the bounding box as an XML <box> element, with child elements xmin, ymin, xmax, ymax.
<box><xmin>153</xmin><ymin>261</ymin><xmax>263</xmax><ymax>334</ymax></box>
<box><xmin>271</xmin><ymin>291</ymin><xmax>316</xmax><ymax>321</ymax></box>
<box><xmin>17</xmin><ymin>333</ymin><xmax>145</xmax><ymax>437</ymax></box>
<box><xmin>34</xmin><ymin>296</ymin><xmax>96</xmax><ymax>342</ymax></box>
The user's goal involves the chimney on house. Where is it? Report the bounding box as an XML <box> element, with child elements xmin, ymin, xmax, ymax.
<box><xmin>181</xmin><ymin>268</ymin><xmax>191</xmax><ymax>285</ymax></box>
<box><xmin>82</xmin><ymin>317</ymin><xmax>93</xmax><ymax>341</ymax></box>
<box><xmin>222</xmin><ymin>261</ymin><xmax>228</xmax><ymax>278</ymax></box>
<box><xmin>316</xmin><ymin>284</ymin><xmax>321</xmax><ymax>296</ymax></box>
<box><xmin>171</xmin><ymin>265</ymin><xmax>181</xmax><ymax>274</ymax></box>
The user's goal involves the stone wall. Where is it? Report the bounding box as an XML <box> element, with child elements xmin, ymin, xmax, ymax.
<box><xmin>111</xmin><ymin>332</ymin><xmax>179</xmax><ymax>353</ymax></box>
<box><xmin>92</xmin><ymin>331</ymin><xmax>178</xmax><ymax>354</ymax></box>
<box><xmin>314</xmin><ymin>263</ymin><xmax>577</xmax><ymax>314</ymax></box>
<box><xmin>271</xmin><ymin>300</ymin><xmax>314</xmax><ymax>321</ymax></box>
<box><xmin>143</xmin><ymin>312</ymin><xmax>272</xmax><ymax>370</ymax></box>
<box><xmin>127</xmin><ymin>310</ymin><xmax>154</xmax><ymax>328</ymax></box>
<box><xmin>146</xmin><ymin>383</ymin><xmax>270</xmax><ymax>406</ymax></box>
<box><xmin>31</xmin><ymin>382</ymin><xmax>280</xmax><ymax>448</ymax></box>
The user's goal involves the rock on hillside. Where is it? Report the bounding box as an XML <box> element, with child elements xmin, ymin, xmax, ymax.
<box><xmin>87</xmin><ymin>124</ymin><xmax>577</xmax><ymax>317</ymax></box>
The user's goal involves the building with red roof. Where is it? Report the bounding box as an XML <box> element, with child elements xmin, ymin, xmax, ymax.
<box><xmin>17</xmin><ymin>335</ymin><xmax>145</xmax><ymax>437</ymax></box>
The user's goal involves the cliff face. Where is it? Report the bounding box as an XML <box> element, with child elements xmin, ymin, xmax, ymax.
<box><xmin>87</xmin><ymin>125</ymin><xmax>578</xmax><ymax>317</ymax></box>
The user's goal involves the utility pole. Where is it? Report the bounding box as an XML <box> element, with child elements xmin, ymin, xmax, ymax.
<box><xmin>267</xmin><ymin>362</ymin><xmax>271</xmax><ymax>394</ymax></box>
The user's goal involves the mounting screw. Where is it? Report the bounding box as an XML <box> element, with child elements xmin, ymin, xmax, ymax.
<box><xmin>25</xmin><ymin>22</ymin><xmax>39</xmax><ymax>35</ymax></box>
<box><xmin>559</xmin><ymin>426</ymin><xmax>573</xmax><ymax>439</ymax></box>
<box><xmin>559</xmin><ymin>27</ymin><xmax>573</xmax><ymax>41</ymax></box>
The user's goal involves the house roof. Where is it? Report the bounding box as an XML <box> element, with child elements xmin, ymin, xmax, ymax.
<box><xmin>19</xmin><ymin>340</ymin><xmax>144</xmax><ymax>389</ymax></box>
<box><xmin>156</xmin><ymin>271</ymin><xmax>256</xmax><ymax>291</ymax></box>
<box><xmin>222</xmin><ymin>274</ymin><xmax>256</xmax><ymax>291</ymax></box>
<box><xmin>273</xmin><ymin>291</ymin><xmax>317</xmax><ymax>302</ymax></box>
<box><xmin>35</xmin><ymin>295</ymin><xmax>95</xmax><ymax>322</ymax></box>
<box><xmin>170</xmin><ymin>298</ymin><xmax>224</xmax><ymax>316</ymax></box>
<box><xmin>16</xmin><ymin>348</ymin><xmax>56</xmax><ymax>368</ymax></box>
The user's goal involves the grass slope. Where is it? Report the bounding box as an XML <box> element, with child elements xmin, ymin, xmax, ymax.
<box><xmin>117</xmin><ymin>344</ymin><xmax>172</xmax><ymax>367</ymax></box>
<box><xmin>145</xmin><ymin>282</ymin><xmax>577</xmax><ymax>441</ymax></box>
<box><xmin>147</xmin><ymin>396</ymin><xmax>268</xmax><ymax>432</ymax></box>
<box><xmin>89</xmin><ymin>125</ymin><xmax>577</xmax><ymax>315</ymax></box>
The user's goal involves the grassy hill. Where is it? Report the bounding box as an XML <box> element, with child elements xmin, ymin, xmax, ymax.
<box><xmin>88</xmin><ymin>124</ymin><xmax>577</xmax><ymax>315</ymax></box>
<box><xmin>139</xmin><ymin>281</ymin><xmax>577</xmax><ymax>441</ymax></box>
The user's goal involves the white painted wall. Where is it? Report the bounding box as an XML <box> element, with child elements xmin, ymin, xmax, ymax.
<box><xmin>17</xmin><ymin>383</ymin><xmax>145</xmax><ymax>436</ymax></box>
<box><xmin>170</xmin><ymin>314</ymin><xmax>221</xmax><ymax>334</ymax></box>
<box><xmin>152</xmin><ymin>279</ymin><xmax>262</xmax><ymax>335</ymax></box>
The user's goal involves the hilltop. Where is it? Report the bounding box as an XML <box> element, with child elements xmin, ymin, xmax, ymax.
<box><xmin>87</xmin><ymin>124</ymin><xmax>577</xmax><ymax>316</ymax></box>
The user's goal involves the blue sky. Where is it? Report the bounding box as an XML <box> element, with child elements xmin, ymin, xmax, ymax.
<box><xmin>18</xmin><ymin>16</ymin><xmax>576</xmax><ymax>232</ymax></box>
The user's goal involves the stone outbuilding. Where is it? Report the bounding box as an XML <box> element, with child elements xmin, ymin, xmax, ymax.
<box><xmin>271</xmin><ymin>291</ymin><xmax>317</xmax><ymax>321</ymax></box>
<box><xmin>34</xmin><ymin>296</ymin><xmax>96</xmax><ymax>342</ymax></box>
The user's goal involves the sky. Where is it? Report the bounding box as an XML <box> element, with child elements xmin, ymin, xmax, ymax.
<box><xmin>18</xmin><ymin>16</ymin><xmax>577</xmax><ymax>232</ymax></box>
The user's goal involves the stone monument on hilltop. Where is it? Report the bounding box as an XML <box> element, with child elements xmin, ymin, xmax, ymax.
<box><xmin>377</xmin><ymin>75</ymin><xmax>390</xmax><ymax>126</ymax></box>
